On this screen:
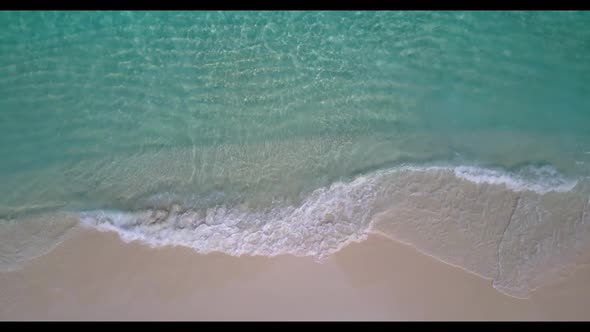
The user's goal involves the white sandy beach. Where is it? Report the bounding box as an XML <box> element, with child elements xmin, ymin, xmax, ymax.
<box><xmin>1</xmin><ymin>226</ymin><xmax>590</xmax><ymax>320</ymax></box>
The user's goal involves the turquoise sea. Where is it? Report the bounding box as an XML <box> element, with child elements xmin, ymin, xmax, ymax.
<box><xmin>1</xmin><ymin>11</ymin><xmax>590</xmax><ymax>298</ymax></box>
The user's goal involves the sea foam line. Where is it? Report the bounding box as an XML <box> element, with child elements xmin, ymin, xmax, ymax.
<box><xmin>402</xmin><ymin>164</ymin><xmax>578</xmax><ymax>194</ymax></box>
<box><xmin>75</xmin><ymin>163</ymin><xmax>590</xmax><ymax>300</ymax></box>
<box><xmin>80</xmin><ymin>163</ymin><xmax>580</xmax><ymax>258</ymax></box>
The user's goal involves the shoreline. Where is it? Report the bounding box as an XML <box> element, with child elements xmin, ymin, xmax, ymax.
<box><xmin>2</xmin><ymin>226</ymin><xmax>590</xmax><ymax>320</ymax></box>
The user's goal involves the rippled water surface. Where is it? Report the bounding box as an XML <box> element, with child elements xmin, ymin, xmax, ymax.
<box><xmin>1</xmin><ymin>11</ymin><xmax>590</xmax><ymax>298</ymax></box>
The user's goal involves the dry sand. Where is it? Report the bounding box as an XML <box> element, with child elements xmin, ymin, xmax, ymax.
<box><xmin>1</xmin><ymin>226</ymin><xmax>590</xmax><ymax>320</ymax></box>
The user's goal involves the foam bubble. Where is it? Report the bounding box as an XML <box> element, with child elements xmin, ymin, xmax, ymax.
<box><xmin>81</xmin><ymin>172</ymin><xmax>384</xmax><ymax>260</ymax></box>
<box><xmin>452</xmin><ymin>165</ymin><xmax>578</xmax><ymax>193</ymax></box>
<box><xmin>71</xmin><ymin>164</ymin><xmax>589</xmax><ymax>298</ymax></box>
<box><xmin>402</xmin><ymin>164</ymin><xmax>578</xmax><ymax>194</ymax></box>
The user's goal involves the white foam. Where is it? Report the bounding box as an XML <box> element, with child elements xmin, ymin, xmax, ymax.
<box><xmin>81</xmin><ymin>172</ymin><xmax>383</xmax><ymax>260</ymax></box>
<box><xmin>77</xmin><ymin>163</ymin><xmax>587</xmax><ymax>298</ymax></box>
<box><xmin>454</xmin><ymin>165</ymin><xmax>579</xmax><ymax>193</ymax></box>
<box><xmin>401</xmin><ymin>164</ymin><xmax>578</xmax><ymax>194</ymax></box>
<box><xmin>80</xmin><ymin>164</ymin><xmax>579</xmax><ymax>259</ymax></box>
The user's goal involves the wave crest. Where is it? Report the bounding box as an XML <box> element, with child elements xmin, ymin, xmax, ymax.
<box><xmin>22</xmin><ymin>163</ymin><xmax>590</xmax><ymax>299</ymax></box>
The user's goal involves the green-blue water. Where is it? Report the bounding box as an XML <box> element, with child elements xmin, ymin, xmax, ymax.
<box><xmin>1</xmin><ymin>11</ymin><xmax>590</xmax><ymax>298</ymax></box>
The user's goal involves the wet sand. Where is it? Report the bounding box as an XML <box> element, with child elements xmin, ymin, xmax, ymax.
<box><xmin>1</xmin><ymin>226</ymin><xmax>590</xmax><ymax>320</ymax></box>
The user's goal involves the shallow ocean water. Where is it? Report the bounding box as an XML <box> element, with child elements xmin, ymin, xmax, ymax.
<box><xmin>1</xmin><ymin>11</ymin><xmax>590</xmax><ymax>298</ymax></box>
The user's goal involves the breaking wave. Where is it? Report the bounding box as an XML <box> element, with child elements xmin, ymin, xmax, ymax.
<box><xmin>73</xmin><ymin>163</ymin><xmax>589</xmax><ymax>298</ymax></box>
<box><xmin>1</xmin><ymin>163</ymin><xmax>587</xmax><ymax>299</ymax></box>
